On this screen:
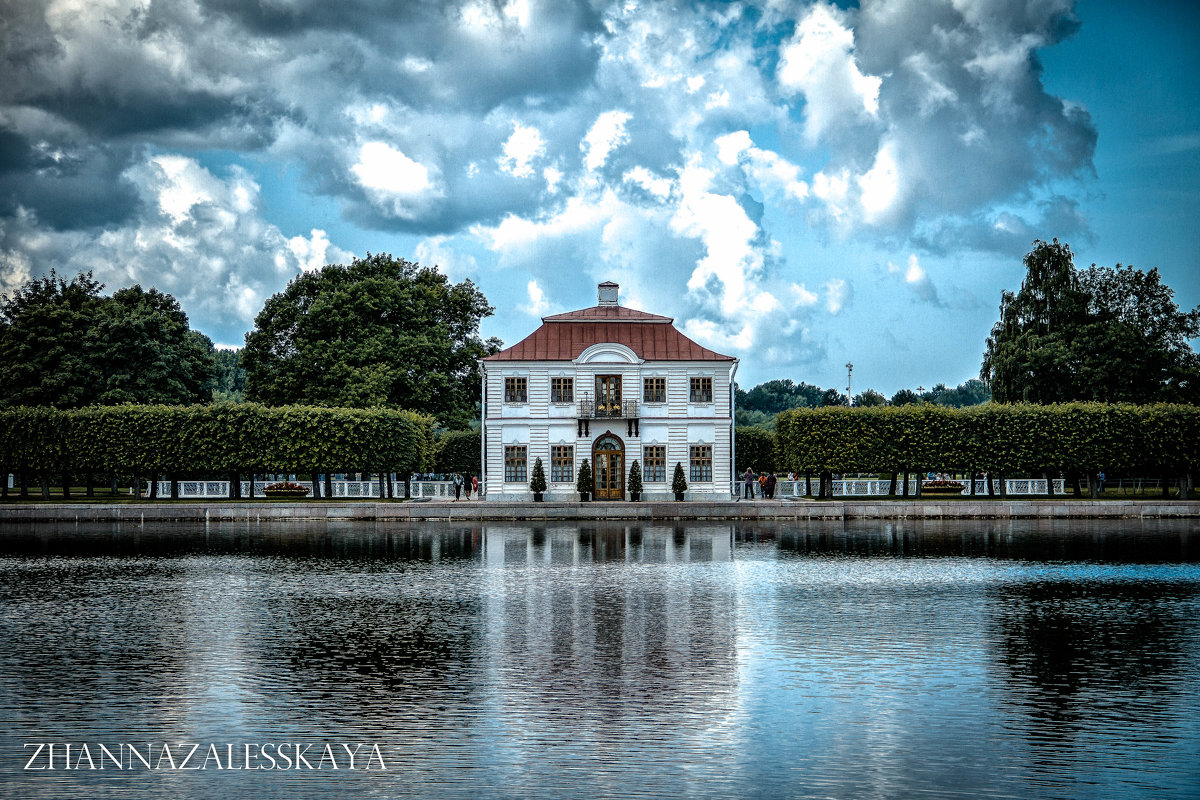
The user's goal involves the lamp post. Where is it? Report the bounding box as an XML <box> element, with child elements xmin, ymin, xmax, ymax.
<box><xmin>846</xmin><ymin>362</ymin><xmax>854</xmax><ymax>406</ymax></box>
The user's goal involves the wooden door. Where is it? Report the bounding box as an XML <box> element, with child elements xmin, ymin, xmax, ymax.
<box><xmin>593</xmin><ymin>433</ymin><xmax>624</xmax><ymax>500</ymax></box>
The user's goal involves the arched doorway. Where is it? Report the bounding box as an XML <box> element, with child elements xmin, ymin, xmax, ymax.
<box><xmin>592</xmin><ymin>433</ymin><xmax>625</xmax><ymax>500</ymax></box>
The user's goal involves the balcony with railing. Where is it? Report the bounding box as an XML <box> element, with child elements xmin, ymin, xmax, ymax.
<box><xmin>576</xmin><ymin>398</ymin><xmax>639</xmax><ymax>437</ymax></box>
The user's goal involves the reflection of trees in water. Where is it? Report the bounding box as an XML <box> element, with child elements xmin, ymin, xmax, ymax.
<box><xmin>0</xmin><ymin>520</ymin><xmax>487</xmax><ymax>561</ymax></box>
<box><xmin>989</xmin><ymin>581</ymin><xmax>1199</xmax><ymax>735</ymax></box>
<box><xmin>0</xmin><ymin>559</ymin><xmax>194</xmax><ymax>739</ymax></box>
<box><xmin>770</xmin><ymin>519</ymin><xmax>1200</xmax><ymax>563</ymax></box>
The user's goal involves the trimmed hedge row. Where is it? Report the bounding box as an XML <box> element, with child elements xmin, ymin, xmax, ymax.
<box><xmin>775</xmin><ymin>402</ymin><xmax>1200</xmax><ymax>475</ymax></box>
<box><xmin>735</xmin><ymin>426</ymin><xmax>778</xmax><ymax>474</ymax></box>
<box><xmin>433</xmin><ymin>429</ymin><xmax>482</xmax><ymax>475</ymax></box>
<box><xmin>0</xmin><ymin>404</ymin><xmax>435</xmax><ymax>477</ymax></box>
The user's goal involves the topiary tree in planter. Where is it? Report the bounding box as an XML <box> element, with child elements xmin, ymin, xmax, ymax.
<box><xmin>628</xmin><ymin>459</ymin><xmax>643</xmax><ymax>501</ymax></box>
<box><xmin>530</xmin><ymin>457</ymin><xmax>547</xmax><ymax>501</ymax></box>
<box><xmin>672</xmin><ymin>462</ymin><xmax>687</xmax><ymax>501</ymax></box>
<box><xmin>576</xmin><ymin>458</ymin><xmax>592</xmax><ymax>501</ymax></box>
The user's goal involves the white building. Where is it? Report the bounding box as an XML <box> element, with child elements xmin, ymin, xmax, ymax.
<box><xmin>481</xmin><ymin>282</ymin><xmax>738</xmax><ymax>501</ymax></box>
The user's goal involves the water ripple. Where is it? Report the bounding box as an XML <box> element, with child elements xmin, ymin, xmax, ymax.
<box><xmin>1</xmin><ymin>519</ymin><xmax>1198</xmax><ymax>799</ymax></box>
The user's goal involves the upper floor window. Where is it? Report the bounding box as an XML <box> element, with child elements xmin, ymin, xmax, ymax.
<box><xmin>551</xmin><ymin>377</ymin><xmax>574</xmax><ymax>404</ymax></box>
<box><xmin>643</xmin><ymin>377</ymin><xmax>666</xmax><ymax>404</ymax></box>
<box><xmin>689</xmin><ymin>377</ymin><xmax>713</xmax><ymax>403</ymax></box>
<box><xmin>504</xmin><ymin>377</ymin><xmax>527</xmax><ymax>404</ymax></box>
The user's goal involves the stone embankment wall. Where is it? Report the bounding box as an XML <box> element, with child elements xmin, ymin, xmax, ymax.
<box><xmin>2</xmin><ymin>500</ymin><xmax>1198</xmax><ymax>524</ymax></box>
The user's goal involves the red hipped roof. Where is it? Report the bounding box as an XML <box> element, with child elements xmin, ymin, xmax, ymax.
<box><xmin>485</xmin><ymin>305</ymin><xmax>735</xmax><ymax>362</ymax></box>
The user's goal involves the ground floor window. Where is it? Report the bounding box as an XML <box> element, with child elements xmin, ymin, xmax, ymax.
<box><xmin>689</xmin><ymin>444</ymin><xmax>712</xmax><ymax>482</ymax></box>
<box><xmin>643</xmin><ymin>445</ymin><xmax>666</xmax><ymax>482</ymax></box>
<box><xmin>551</xmin><ymin>445</ymin><xmax>574</xmax><ymax>482</ymax></box>
<box><xmin>504</xmin><ymin>445</ymin><xmax>527</xmax><ymax>482</ymax></box>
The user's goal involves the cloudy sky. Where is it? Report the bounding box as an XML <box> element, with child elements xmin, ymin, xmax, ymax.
<box><xmin>1</xmin><ymin>0</ymin><xmax>1197</xmax><ymax>394</ymax></box>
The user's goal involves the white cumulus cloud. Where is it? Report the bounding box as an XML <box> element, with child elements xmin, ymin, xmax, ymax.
<box><xmin>778</xmin><ymin>3</ymin><xmax>882</xmax><ymax>143</ymax></box>
<box><xmin>499</xmin><ymin>123</ymin><xmax>547</xmax><ymax>178</ymax></box>
<box><xmin>582</xmin><ymin>110</ymin><xmax>632</xmax><ymax>171</ymax></box>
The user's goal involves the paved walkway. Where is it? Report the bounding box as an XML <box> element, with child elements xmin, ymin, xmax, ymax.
<box><xmin>2</xmin><ymin>498</ymin><xmax>1199</xmax><ymax>523</ymax></box>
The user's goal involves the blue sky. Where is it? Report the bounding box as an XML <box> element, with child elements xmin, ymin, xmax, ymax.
<box><xmin>1</xmin><ymin>0</ymin><xmax>1196</xmax><ymax>395</ymax></box>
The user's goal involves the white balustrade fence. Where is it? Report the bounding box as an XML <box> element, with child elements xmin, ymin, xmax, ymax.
<box><xmin>766</xmin><ymin>478</ymin><xmax>1068</xmax><ymax>497</ymax></box>
<box><xmin>142</xmin><ymin>477</ymin><xmax>1090</xmax><ymax>500</ymax></box>
<box><xmin>146</xmin><ymin>479</ymin><xmax>458</xmax><ymax>499</ymax></box>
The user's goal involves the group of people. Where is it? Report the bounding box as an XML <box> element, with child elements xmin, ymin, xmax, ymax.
<box><xmin>741</xmin><ymin>468</ymin><xmax>781</xmax><ymax>500</ymax></box>
<box><xmin>449</xmin><ymin>473</ymin><xmax>479</xmax><ymax>500</ymax></box>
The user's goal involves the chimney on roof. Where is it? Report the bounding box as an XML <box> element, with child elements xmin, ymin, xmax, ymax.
<box><xmin>598</xmin><ymin>281</ymin><xmax>619</xmax><ymax>306</ymax></box>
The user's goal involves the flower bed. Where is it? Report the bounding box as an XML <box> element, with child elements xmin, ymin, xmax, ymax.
<box><xmin>921</xmin><ymin>480</ymin><xmax>965</xmax><ymax>495</ymax></box>
<box><xmin>262</xmin><ymin>481</ymin><xmax>310</xmax><ymax>498</ymax></box>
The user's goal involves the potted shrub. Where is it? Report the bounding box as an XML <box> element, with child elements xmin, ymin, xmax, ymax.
<box><xmin>628</xmin><ymin>459</ymin><xmax>643</xmax><ymax>501</ymax></box>
<box><xmin>263</xmin><ymin>481</ymin><xmax>310</xmax><ymax>498</ymax></box>
<box><xmin>672</xmin><ymin>462</ymin><xmax>687</xmax><ymax>501</ymax></box>
<box><xmin>576</xmin><ymin>459</ymin><xmax>592</xmax><ymax>502</ymax></box>
<box><xmin>530</xmin><ymin>457</ymin><xmax>547</xmax><ymax>502</ymax></box>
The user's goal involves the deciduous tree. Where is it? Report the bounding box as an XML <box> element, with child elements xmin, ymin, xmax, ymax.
<box><xmin>0</xmin><ymin>271</ymin><xmax>214</xmax><ymax>407</ymax></box>
<box><xmin>982</xmin><ymin>240</ymin><xmax>1199</xmax><ymax>403</ymax></box>
<box><xmin>242</xmin><ymin>253</ymin><xmax>500</xmax><ymax>427</ymax></box>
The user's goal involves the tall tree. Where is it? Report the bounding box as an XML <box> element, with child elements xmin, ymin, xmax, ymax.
<box><xmin>90</xmin><ymin>286</ymin><xmax>215</xmax><ymax>405</ymax></box>
<box><xmin>242</xmin><ymin>253</ymin><xmax>499</xmax><ymax>427</ymax></box>
<box><xmin>0</xmin><ymin>271</ymin><xmax>103</xmax><ymax>407</ymax></box>
<box><xmin>982</xmin><ymin>240</ymin><xmax>1199</xmax><ymax>403</ymax></box>
<box><xmin>0</xmin><ymin>271</ymin><xmax>214</xmax><ymax>407</ymax></box>
<box><xmin>1077</xmin><ymin>264</ymin><xmax>1200</xmax><ymax>403</ymax></box>
<box><xmin>981</xmin><ymin>239</ymin><xmax>1091</xmax><ymax>403</ymax></box>
<box><xmin>211</xmin><ymin>349</ymin><xmax>248</xmax><ymax>402</ymax></box>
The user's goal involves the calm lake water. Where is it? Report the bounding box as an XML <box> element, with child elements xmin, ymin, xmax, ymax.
<box><xmin>1</xmin><ymin>519</ymin><xmax>1199</xmax><ymax>799</ymax></box>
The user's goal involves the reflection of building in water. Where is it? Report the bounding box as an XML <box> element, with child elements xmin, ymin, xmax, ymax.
<box><xmin>484</xmin><ymin>524</ymin><xmax>732</xmax><ymax>564</ymax></box>
<box><xmin>479</xmin><ymin>525</ymin><xmax>740</xmax><ymax>756</ymax></box>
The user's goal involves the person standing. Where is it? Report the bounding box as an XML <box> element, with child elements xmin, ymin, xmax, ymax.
<box><xmin>472</xmin><ymin>475</ymin><xmax>480</xmax><ymax>499</ymax></box>
<box><xmin>464</xmin><ymin>474</ymin><xmax>473</xmax><ymax>500</ymax></box>
<box><xmin>743</xmin><ymin>467</ymin><xmax>756</xmax><ymax>499</ymax></box>
<box><xmin>766</xmin><ymin>472</ymin><xmax>777</xmax><ymax>500</ymax></box>
<box><xmin>453</xmin><ymin>472</ymin><xmax>463</xmax><ymax>500</ymax></box>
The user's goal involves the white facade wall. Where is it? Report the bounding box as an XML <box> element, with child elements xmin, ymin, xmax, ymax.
<box><xmin>482</xmin><ymin>349</ymin><xmax>737</xmax><ymax>501</ymax></box>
